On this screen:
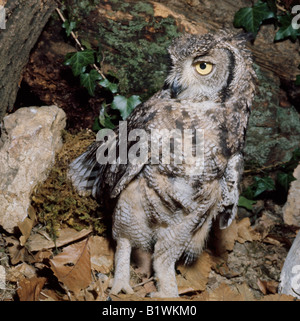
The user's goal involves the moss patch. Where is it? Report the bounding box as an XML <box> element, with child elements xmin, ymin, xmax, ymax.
<box><xmin>96</xmin><ymin>1</ymin><xmax>181</xmax><ymax>99</ymax></box>
<box><xmin>31</xmin><ymin>130</ymin><xmax>106</xmax><ymax>239</ymax></box>
<box><xmin>244</xmin><ymin>64</ymin><xmax>300</xmax><ymax>168</ymax></box>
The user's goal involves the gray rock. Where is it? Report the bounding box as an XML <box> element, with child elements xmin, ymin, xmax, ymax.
<box><xmin>0</xmin><ymin>106</ymin><xmax>66</xmax><ymax>233</ymax></box>
<box><xmin>279</xmin><ymin>230</ymin><xmax>300</xmax><ymax>299</ymax></box>
<box><xmin>244</xmin><ymin>65</ymin><xmax>300</xmax><ymax>168</ymax></box>
<box><xmin>283</xmin><ymin>163</ymin><xmax>300</xmax><ymax>227</ymax></box>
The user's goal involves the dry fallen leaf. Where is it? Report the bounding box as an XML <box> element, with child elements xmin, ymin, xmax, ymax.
<box><xmin>17</xmin><ymin>276</ymin><xmax>47</xmax><ymax>301</ymax></box>
<box><xmin>236</xmin><ymin>218</ymin><xmax>261</xmax><ymax>243</ymax></box>
<box><xmin>18</xmin><ymin>205</ymin><xmax>36</xmax><ymax>246</ymax></box>
<box><xmin>213</xmin><ymin>218</ymin><xmax>261</xmax><ymax>254</ymax></box>
<box><xmin>260</xmin><ymin>293</ymin><xmax>296</xmax><ymax>301</ymax></box>
<box><xmin>26</xmin><ymin>227</ymin><xmax>92</xmax><ymax>252</ymax></box>
<box><xmin>257</xmin><ymin>279</ymin><xmax>278</xmax><ymax>295</ymax></box>
<box><xmin>208</xmin><ymin>283</ymin><xmax>241</xmax><ymax>301</ymax></box>
<box><xmin>39</xmin><ymin>288</ymin><xmax>67</xmax><ymax>301</ymax></box>
<box><xmin>50</xmin><ymin>238</ymin><xmax>92</xmax><ymax>294</ymax></box>
<box><xmin>235</xmin><ymin>283</ymin><xmax>255</xmax><ymax>301</ymax></box>
<box><xmin>5</xmin><ymin>236</ymin><xmax>26</xmax><ymax>265</ymax></box>
<box><xmin>88</xmin><ymin>236</ymin><xmax>114</xmax><ymax>274</ymax></box>
<box><xmin>33</xmin><ymin>249</ymin><xmax>53</xmax><ymax>263</ymax></box>
<box><xmin>7</xmin><ymin>262</ymin><xmax>37</xmax><ymax>282</ymax></box>
<box><xmin>177</xmin><ymin>251</ymin><xmax>212</xmax><ymax>292</ymax></box>
<box><xmin>213</xmin><ymin>220</ymin><xmax>238</xmax><ymax>254</ymax></box>
<box><xmin>254</xmin><ymin>211</ymin><xmax>277</xmax><ymax>239</ymax></box>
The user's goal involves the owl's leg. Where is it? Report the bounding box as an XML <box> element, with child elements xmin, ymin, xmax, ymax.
<box><xmin>110</xmin><ymin>237</ymin><xmax>134</xmax><ymax>295</ymax></box>
<box><xmin>150</xmin><ymin>240</ymin><xmax>179</xmax><ymax>298</ymax></box>
<box><xmin>152</xmin><ymin>254</ymin><xmax>178</xmax><ymax>298</ymax></box>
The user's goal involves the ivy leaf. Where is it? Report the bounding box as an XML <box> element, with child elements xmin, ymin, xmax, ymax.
<box><xmin>99</xmin><ymin>78</ymin><xmax>118</xmax><ymax>94</ymax></box>
<box><xmin>111</xmin><ymin>95</ymin><xmax>141</xmax><ymax>120</ymax></box>
<box><xmin>265</xmin><ymin>0</ymin><xmax>277</xmax><ymax>16</ymax></box>
<box><xmin>92</xmin><ymin>117</ymin><xmax>101</xmax><ymax>132</ymax></box>
<box><xmin>64</xmin><ymin>50</ymin><xmax>95</xmax><ymax>76</ymax></box>
<box><xmin>99</xmin><ymin>104</ymin><xmax>116</xmax><ymax>129</ymax></box>
<box><xmin>234</xmin><ymin>0</ymin><xmax>275</xmax><ymax>36</ymax></box>
<box><xmin>238</xmin><ymin>196</ymin><xmax>256</xmax><ymax>211</ymax></box>
<box><xmin>275</xmin><ymin>14</ymin><xmax>300</xmax><ymax>42</ymax></box>
<box><xmin>80</xmin><ymin>69</ymin><xmax>102</xmax><ymax>96</ymax></box>
<box><xmin>81</xmin><ymin>39</ymin><xmax>92</xmax><ymax>50</ymax></box>
<box><xmin>253</xmin><ymin>176</ymin><xmax>275</xmax><ymax>197</ymax></box>
<box><xmin>241</xmin><ymin>186</ymin><xmax>255</xmax><ymax>200</ymax></box>
<box><xmin>62</xmin><ymin>20</ymin><xmax>76</xmax><ymax>37</ymax></box>
<box><xmin>277</xmin><ymin>172</ymin><xmax>296</xmax><ymax>191</ymax></box>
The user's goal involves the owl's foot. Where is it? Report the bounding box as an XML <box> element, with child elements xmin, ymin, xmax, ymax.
<box><xmin>110</xmin><ymin>237</ymin><xmax>133</xmax><ymax>295</ymax></box>
<box><xmin>110</xmin><ymin>279</ymin><xmax>134</xmax><ymax>295</ymax></box>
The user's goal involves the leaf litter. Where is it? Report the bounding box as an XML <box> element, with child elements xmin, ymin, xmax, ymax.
<box><xmin>0</xmin><ymin>130</ymin><xmax>298</xmax><ymax>301</ymax></box>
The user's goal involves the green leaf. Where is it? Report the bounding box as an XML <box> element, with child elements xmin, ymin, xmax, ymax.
<box><xmin>111</xmin><ymin>95</ymin><xmax>141</xmax><ymax>120</ymax></box>
<box><xmin>64</xmin><ymin>50</ymin><xmax>95</xmax><ymax>76</ymax></box>
<box><xmin>80</xmin><ymin>69</ymin><xmax>102</xmax><ymax>96</ymax></box>
<box><xmin>238</xmin><ymin>196</ymin><xmax>256</xmax><ymax>210</ymax></box>
<box><xmin>265</xmin><ymin>0</ymin><xmax>277</xmax><ymax>16</ymax></box>
<box><xmin>291</xmin><ymin>148</ymin><xmax>300</xmax><ymax>161</ymax></box>
<box><xmin>98</xmin><ymin>78</ymin><xmax>118</xmax><ymax>93</ymax></box>
<box><xmin>277</xmin><ymin>172</ymin><xmax>296</xmax><ymax>191</ymax></box>
<box><xmin>92</xmin><ymin>117</ymin><xmax>101</xmax><ymax>132</ymax></box>
<box><xmin>81</xmin><ymin>39</ymin><xmax>92</xmax><ymax>50</ymax></box>
<box><xmin>241</xmin><ymin>186</ymin><xmax>255</xmax><ymax>200</ymax></box>
<box><xmin>274</xmin><ymin>14</ymin><xmax>300</xmax><ymax>42</ymax></box>
<box><xmin>62</xmin><ymin>20</ymin><xmax>76</xmax><ymax>37</ymax></box>
<box><xmin>99</xmin><ymin>105</ymin><xmax>116</xmax><ymax>129</ymax></box>
<box><xmin>253</xmin><ymin>176</ymin><xmax>275</xmax><ymax>197</ymax></box>
<box><xmin>296</xmin><ymin>75</ymin><xmax>300</xmax><ymax>86</ymax></box>
<box><xmin>234</xmin><ymin>0</ymin><xmax>275</xmax><ymax>36</ymax></box>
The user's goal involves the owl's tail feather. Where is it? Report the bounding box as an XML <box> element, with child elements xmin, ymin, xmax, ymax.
<box><xmin>68</xmin><ymin>142</ymin><xmax>102</xmax><ymax>198</ymax></box>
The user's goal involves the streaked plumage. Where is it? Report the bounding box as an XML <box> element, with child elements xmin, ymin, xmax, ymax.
<box><xmin>69</xmin><ymin>31</ymin><xmax>256</xmax><ymax>297</ymax></box>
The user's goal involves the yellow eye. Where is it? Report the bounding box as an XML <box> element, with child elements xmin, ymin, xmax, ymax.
<box><xmin>195</xmin><ymin>62</ymin><xmax>213</xmax><ymax>75</ymax></box>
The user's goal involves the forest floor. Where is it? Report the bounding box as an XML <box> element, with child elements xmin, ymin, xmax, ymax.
<box><xmin>0</xmin><ymin>129</ymin><xmax>298</xmax><ymax>301</ymax></box>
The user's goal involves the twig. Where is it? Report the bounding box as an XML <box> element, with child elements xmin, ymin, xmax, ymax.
<box><xmin>56</xmin><ymin>8</ymin><xmax>83</xmax><ymax>50</ymax></box>
<box><xmin>276</xmin><ymin>3</ymin><xmax>287</xmax><ymax>13</ymax></box>
<box><xmin>243</xmin><ymin>160</ymin><xmax>293</xmax><ymax>175</ymax></box>
<box><xmin>55</xmin><ymin>8</ymin><xmax>106</xmax><ymax>79</ymax></box>
<box><xmin>132</xmin><ymin>277</ymin><xmax>154</xmax><ymax>289</ymax></box>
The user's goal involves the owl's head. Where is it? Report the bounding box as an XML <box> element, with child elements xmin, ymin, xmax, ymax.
<box><xmin>165</xmin><ymin>31</ymin><xmax>256</xmax><ymax>105</ymax></box>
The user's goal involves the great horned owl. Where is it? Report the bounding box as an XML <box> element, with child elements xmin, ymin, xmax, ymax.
<box><xmin>69</xmin><ymin>31</ymin><xmax>256</xmax><ymax>297</ymax></box>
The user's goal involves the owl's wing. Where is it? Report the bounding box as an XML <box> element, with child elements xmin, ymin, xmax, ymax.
<box><xmin>68</xmin><ymin>140</ymin><xmax>106</xmax><ymax>197</ymax></box>
<box><xmin>68</xmin><ymin>97</ymin><xmax>163</xmax><ymax>202</ymax></box>
<box><xmin>218</xmin><ymin>153</ymin><xmax>244</xmax><ymax>229</ymax></box>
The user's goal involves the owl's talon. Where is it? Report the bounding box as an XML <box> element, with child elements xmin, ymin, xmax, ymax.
<box><xmin>110</xmin><ymin>279</ymin><xmax>134</xmax><ymax>295</ymax></box>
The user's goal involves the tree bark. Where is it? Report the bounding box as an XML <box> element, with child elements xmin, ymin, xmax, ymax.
<box><xmin>0</xmin><ymin>0</ymin><xmax>56</xmax><ymax>123</ymax></box>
